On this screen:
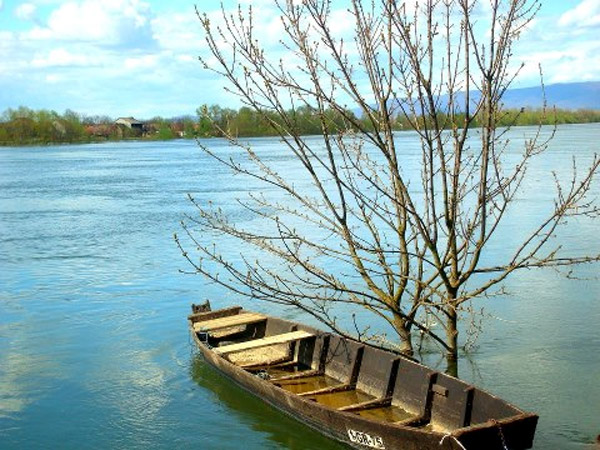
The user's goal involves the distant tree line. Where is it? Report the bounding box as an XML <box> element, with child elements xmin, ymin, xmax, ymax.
<box><xmin>376</xmin><ymin>107</ymin><xmax>600</xmax><ymax>130</ymax></box>
<box><xmin>1</xmin><ymin>104</ymin><xmax>600</xmax><ymax>146</ymax></box>
<box><xmin>197</xmin><ymin>104</ymin><xmax>600</xmax><ymax>136</ymax></box>
<box><xmin>0</xmin><ymin>106</ymin><xmax>199</xmax><ymax>146</ymax></box>
<box><xmin>195</xmin><ymin>104</ymin><xmax>356</xmax><ymax>137</ymax></box>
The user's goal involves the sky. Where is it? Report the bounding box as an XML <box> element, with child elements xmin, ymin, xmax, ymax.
<box><xmin>0</xmin><ymin>0</ymin><xmax>599</xmax><ymax>119</ymax></box>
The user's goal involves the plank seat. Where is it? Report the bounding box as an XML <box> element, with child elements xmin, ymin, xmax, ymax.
<box><xmin>271</xmin><ymin>369</ymin><xmax>321</xmax><ymax>382</ymax></box>
<box><xmin>214</xmin><ymin>330</ymin><xmax>314</xmax><ymax>355</ymax></box>
<box><xmin>297</xmin><ymin>383</ymin><xmax>351</xmax><ymax>397</ymax></box>
<box><xmin>193</xmin><ymin>312</ymin><xmax>266</xmax><ymax>333</ymax></box>
<box><xmin>337</xmin><ymin>397</ymin><xmax>392</xmax><ymax>412</ymax></box>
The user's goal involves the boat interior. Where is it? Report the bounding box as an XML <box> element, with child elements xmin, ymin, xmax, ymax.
<box><xmin>189</xmin><ymin>306</ymin><xmax>522</xmax><ymax>434</ymax></box>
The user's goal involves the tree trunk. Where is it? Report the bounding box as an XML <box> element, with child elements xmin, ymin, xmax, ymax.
<box><xmin>446</xmin><ymin>305</ymin><xmax>459</xmax><ymax>377</ymax></box>
<box><xmin>393</xmin><ymin>313</ymin><xmax>414</xmax><ymax>357</ymax></box>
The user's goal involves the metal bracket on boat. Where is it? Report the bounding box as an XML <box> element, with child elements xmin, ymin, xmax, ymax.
<box><xmin>198</xmin><ymin>331</ymin><xmax>212</xmax><ymax>349</ymax></box>
<box><xmin>431</xmin><ymin>384</ymin><xmax>449</xmax><ymax>398</ymax></box>
<box><xmin>255</xmin><ymin>370</ymin><xmax>271</xmax><ymax>381</ymax></box>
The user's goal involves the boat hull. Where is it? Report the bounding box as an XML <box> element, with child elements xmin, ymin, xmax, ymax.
<box><xmin>189</xmin><ymin>306</ymin><xmax>537</xmax><ymax>450</ymax></box>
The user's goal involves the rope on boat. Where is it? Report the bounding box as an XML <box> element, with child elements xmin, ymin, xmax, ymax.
<box><xmin>440</xmin><ymin>421</ymin><xmax>510</xmax><ymax>450</ymax></box>
<box><xmin>439</xmin><ymin>434</ymin><xmax>467</xmax><ymax>450</ymax></box>
<box><xmin>491</xmin><ymin>419</ymin><xmax>510</xmax><ymax>450</ymax></box>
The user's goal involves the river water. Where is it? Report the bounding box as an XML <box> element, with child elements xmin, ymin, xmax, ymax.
<box><xmin>0</xmin><ymin>124</ymin><xmax>598</xmax><ymax>450</ymax></box>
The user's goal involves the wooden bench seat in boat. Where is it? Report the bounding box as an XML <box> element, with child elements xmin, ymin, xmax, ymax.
<box><xmin>193</xmin><ymin>312</ymin><xmax>266</xmax><ymax>333</ymax></box>
<box><xmin>214</xmin><ymin>330</ymin><xmax>314</xmax><ymax>355</ymax></box>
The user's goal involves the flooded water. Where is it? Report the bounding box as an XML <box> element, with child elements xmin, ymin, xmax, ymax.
<box><xmin>356</xmin><ymin>405</ymin><xmax>414</xmax><ymax>424</ymax></box>
<box><xmin>1</xmin><ymin>124</ymin><xmax>599</xmax><ymax>449</ymax></box>
<box><xmin>277</xmin><ymin>374</ymin><xmax>342</xmax><ymax>395</ymax></box>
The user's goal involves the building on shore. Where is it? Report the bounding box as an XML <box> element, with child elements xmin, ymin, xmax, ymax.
<box><xmin>115</xmin><ymin>117</ymin><xmax>144</xmax><ymax>131</ymax></box>
<box><xmin>115</xmin><ymin>117</ymin><xmax>145</xmax><ymax>137</ymax></box>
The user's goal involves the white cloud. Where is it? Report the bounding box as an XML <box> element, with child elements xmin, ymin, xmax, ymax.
<box><xmin>15</xmin><ymin>3</ymin><xmax>37</xmax><ymax>21</ymax></box>
<box><xmin>45</xmin><ymin>73</ymin><xmax>62</xmax><ymax>83</ymax></box>
<box><xmin>0</xmin><ymin>30</ymin><xmax>13</xmax><ymax>46</ymax></box>
<box><xmin>329</xmin><ymin>9</ymin><xmax>355</xmax><ymax>37</ymax></box>
<box><xmin>31</xmin><ymin>48</ymin><xmax>95</xmax><ymax>68</ymax></box>
<box><xmin>506</xmin><ymin>1</ymin><xmax>600</xmax><ymax>87</ymax></box>
<box><xmin>177</xmin><ymin>55</ymin><xmax>195</xmax><ymax>63</ymax></box>
<box><xmin>559</xmin><ymin>0</ymin><xmax>600</xmax><ymax>28</ymax></box>
<box><xmin>151</xmin><ymin>13</ymin><xmax>202</xmax><ymax>53</ymax></box>
<box><xmin>517</xmin><ymin>39</ymin><xmax>600</xmax><ymax>85</ymax></box>
<box><xmin>124</xmin><ymin>54</ymin><xmax>158</xmax><ymax>70</ymax></box>
<box><xmin>28</xmin><ymin>0</ymin><xmax>156</xmax><ymax>49</ymax></box>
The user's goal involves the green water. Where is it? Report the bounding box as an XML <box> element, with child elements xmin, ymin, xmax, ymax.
<box><xmin>1</xmin><ymin>125</ymin><xmax>599</xmax><ymax>449</ymax></box>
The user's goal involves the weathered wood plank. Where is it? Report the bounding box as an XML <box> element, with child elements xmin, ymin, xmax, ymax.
<box><xmin>271</xmin><ymin>369</ymin><xmax>321</xmax><ymax>382</ymax></box>
<box><xmin>214</xmin><ymin>330</ymin><xmax>314</xmax><ymax>355</ymax></box>
<box><xmin>239</xmin><ymin>358</ymin><xmax>295</xmax><ymax>370</ymax></box>
<box><xmin>188</xmin><ymin>306</ymin><xmax>242</xmax><ymax>323</ymax></box>
<box><xmin>337</xmin><ymin>397</ymin><xmax>392</xmax><ymax>412</ymax></box>
<box><xmin>297</xmin><ymin>384</ymin><xmax>351</xmax><ymax>397</ymax></box>
<box><xmin>193</xmin><ymin>312</ymin><xmax>266</xmax><ymax>332</ymax></box>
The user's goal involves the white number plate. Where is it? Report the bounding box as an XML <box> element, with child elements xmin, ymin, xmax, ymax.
<box><xmin>347</xmin><ymin>429</ymin><xmax>385</xmax><ymax>449</ymax></box>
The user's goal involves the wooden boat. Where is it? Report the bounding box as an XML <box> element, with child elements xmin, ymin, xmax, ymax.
<box><xmin>188</xmin><ymin>303</ymin><xmax>538</xmax><ymax>450</ymax></box>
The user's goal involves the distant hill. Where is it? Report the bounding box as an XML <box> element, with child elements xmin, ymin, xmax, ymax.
<box><xmin>355</xmin><ymin>81</ymin><xmax>600</xmax><ymax>116</ymax></box>
<box><xmin>499</xmin><ymin>81</ymin><xmax>600</xmax><ymax>110</ymax></box>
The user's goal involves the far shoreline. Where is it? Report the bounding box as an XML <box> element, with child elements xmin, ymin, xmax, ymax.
<box><xmin>2</xmin><ymin>121</ymin><xmax>600</xmax><ymax>149</ymax></box>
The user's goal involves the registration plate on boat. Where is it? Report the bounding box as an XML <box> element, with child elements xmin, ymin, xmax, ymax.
<box><xmin>347</xmin><ymin>429</ymin><xmax>385</xmax><ymax>449</ymax></box>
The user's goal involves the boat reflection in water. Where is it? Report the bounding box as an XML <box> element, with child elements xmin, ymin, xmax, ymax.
<box><xmin>189</xmin><ymin>354</ymin><xmax>346</xmax><ymax>450</ymax></box>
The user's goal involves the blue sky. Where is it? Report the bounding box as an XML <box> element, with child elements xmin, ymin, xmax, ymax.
<box><xmin>0</xmin><ymin>0</ymin><xmax>598</xmax><ymax>119</ymax></box>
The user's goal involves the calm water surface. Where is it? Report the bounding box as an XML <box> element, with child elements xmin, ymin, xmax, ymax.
<box><xmin>1</xmin><ymin>124</ymin><xmax>599</xmax><ymax>449</ymax></box>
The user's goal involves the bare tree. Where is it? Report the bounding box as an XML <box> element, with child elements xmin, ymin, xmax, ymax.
<box><xmin>176</xmin><ymin>0</ymin><xmax>600</xmax><ymax>375</ymax></box>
